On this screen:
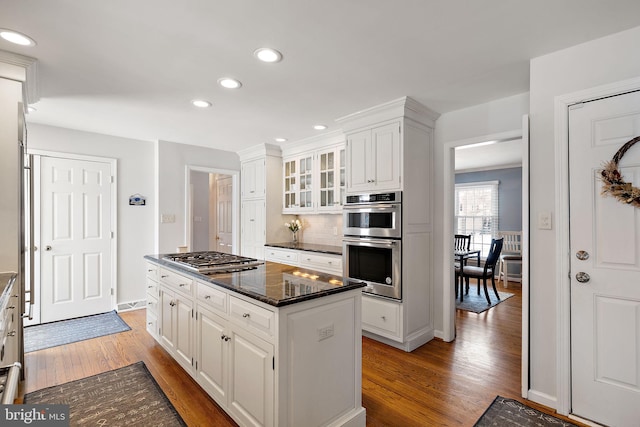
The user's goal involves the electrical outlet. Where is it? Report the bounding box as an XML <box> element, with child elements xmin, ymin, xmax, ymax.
<box><xmin>161</xmin><ymin>214</ymin><xmax>176</xmax><ymax>223</ymax></box>
<box><xmin>538</xmin><ymin>211</ymin><xmax>552</xmax><ymax>230</ymax></box>
<box><xmin>318</xmin><ymin>324</ymin><xmax>334</xmax><ymax>341</ymax></box>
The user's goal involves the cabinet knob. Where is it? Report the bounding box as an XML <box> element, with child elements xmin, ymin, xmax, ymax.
<box><xmin>242</xmin><ymin>313</ymin><xmax>251</xmax><ymax>318</ymax></box>
<box><xmin>204</xmin><ymin>295</ymin><xmax>211</xmax><ymax>300</ymax></box>
<box><xmin>179</xmin><ymin>283</ymin><xmax>187</xmax><ymax>287</ymax></box>
<box><xmin>169</xmin><ymin>301</ymin><xmax>176</xmax><ymax>307</ymax></box>
<box><xmin>161</xmin><ymin>275</ymin><xmax>169</xmax><ymax>278</ymax></box>
<box><xmin>381</xmin><ymin>316</ymin><xmax>386</xmax><ymax>321</ymax></box>
<box><xmin>327</xmin><ymin>261</ymin><xmax>332</xmax><ymax>264</ymax></box>
<box><xmin>7</xmin><ymin>331</ymin><xmax>16</xmax><ymax>337</ymax></box>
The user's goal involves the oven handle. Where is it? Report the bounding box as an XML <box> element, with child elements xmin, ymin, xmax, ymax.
<box><xmin>342</xmin><ymin>237</ymin><xmax>399</xmax><ymax>247</ymax></box>
<box><xmin>343</xmin><ymin>204</ymin><xmax>399</xmax><ymax>212</ymax></box>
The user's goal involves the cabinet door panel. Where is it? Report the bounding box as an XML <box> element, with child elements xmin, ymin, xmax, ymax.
<box><xmin>347</xmin><ymin>130</ymin><xmax>370</xmax><ymax>192</ymax></box>
<box><xmin>242</xmin><ymin>159</ymin><xmax>265</xmax><ymax>199</ymax></box>
<box><xmin>229</xmin><ymin>327</ymin><xmax>274</xmax><ymax>427</ymax></box>
<box><xmin>241</xmin><ymin>200</ymin><xmax>265</xmax><ymax>259</ymax></box>
<box><xmin>197</xmin><ymin>307</ymin><xmax>228</xmax><ymax>403</ymax></box>
<box><xmin>160</xmin><ymin>290</ymin><xmax>175</xmax><ymax>352</ymax></box>
<box><xmin>175</xmin><ymin>296</ymin><xmax>194</xmax><ymax>371</ymax></box>
<box><xmin>372</xmin><ymin>122</ymin><xmax>401</xmax><ymax>191</ymax></box>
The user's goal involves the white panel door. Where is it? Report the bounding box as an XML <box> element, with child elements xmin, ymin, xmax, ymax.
<box><xmin>40</xmin><ymin>156</ymin><xmax>113</xmax><ymax>323</ymax></box>
<box><xmin>569</xmin><ymin>90</ymin><xmax>640</xmax><ymax>426</ymax></box>
<box><xmin>216</xmin><ymin>176</ymin><xmax>233</xmax><ymax>254</ymax></box>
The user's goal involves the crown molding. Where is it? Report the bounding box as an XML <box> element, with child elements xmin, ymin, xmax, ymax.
<box><xmin>237</xmin><ymin>143</ymin><xmax>282</xmax><ymax>161</ymax></box>
<box><xmin>0</xmin><ymin>50</ymin><xmax>39</xmax><ymax>104</ymax></box>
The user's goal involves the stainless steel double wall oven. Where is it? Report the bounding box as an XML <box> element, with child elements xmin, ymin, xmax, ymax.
<box><xmin>342</xmin><ymin>191</ymin><xmax>402</xmax><ymax>300</ymax></box>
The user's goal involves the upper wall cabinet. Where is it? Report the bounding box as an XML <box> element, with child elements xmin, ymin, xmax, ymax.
<box><xmin>281</xmin><ymin>131</ymin><xmax>345</xmax><ymax>214</ymax></box>
<box><xmin>346</xmin><ymin>121</ymin><xmax>400</xmax><ymax>193</ymax></box>
<box><xmin>241</xmin><ymin>157</ymin><xmax>265</xmax><ymax>199</ymax></box>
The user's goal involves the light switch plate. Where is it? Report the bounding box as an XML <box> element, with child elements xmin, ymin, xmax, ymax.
<box><xmin>161</xmin><ymin>214</ymin><xmax>176</xmax><ymax>223</ymax></box>
<box><xmin>538</xmin><ymin>211</ymin><xmax>552</xmax><ymax>230</ymax></box>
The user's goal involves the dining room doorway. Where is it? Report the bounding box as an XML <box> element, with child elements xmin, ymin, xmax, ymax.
<box><xmin>444</xmin><ymin>120</ymin><xmax>530</xmax><ymax>397</ymax></box>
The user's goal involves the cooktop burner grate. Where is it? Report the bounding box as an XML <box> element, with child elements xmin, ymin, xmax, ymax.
<box><xmin>162</xmin><ymin>251</ymin><xmax>263</xmax><ymax>273</ymax></box>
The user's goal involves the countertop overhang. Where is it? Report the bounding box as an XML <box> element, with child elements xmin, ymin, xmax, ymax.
<box><xmin>144</xmin><ymin>254</ymin><xmax>361</xmax><ymax>307</ymax></box>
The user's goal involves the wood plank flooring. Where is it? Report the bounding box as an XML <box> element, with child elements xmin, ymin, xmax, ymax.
<box><xmin>18</xmin><ymin>282</ymin><xmax>581</xmax><ymax>426</ymax></box>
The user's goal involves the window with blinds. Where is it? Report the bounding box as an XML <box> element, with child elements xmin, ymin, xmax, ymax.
<box><xmin>454</xmin><ymin>181</ymin><xmax>499</xmax><ymax>257</ymax></box>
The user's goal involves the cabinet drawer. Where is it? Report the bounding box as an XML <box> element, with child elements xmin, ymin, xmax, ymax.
<box><xmin>146</xmin><ymin>311</ymin><xmax>158</xmax><ymax>337</ymax></box>
<box><xmin>159</xmin><ymin>268</ymin><xmax>193</xmax><ymax>294</ymax></box>
<box><xmin>147</xmin><ymin>294</ymin><xmax>159</xmax><ymax>315</ymax></box>
<box><xmin>298</xmin><ymin>253</ymin><xmax>342</xmax><ymax>274</ymax></box>
<box><xmin>362</xmin><ymin>296</ymin><xmax>401</xmax><ymax>339</ymax></box>
<box><xmin>264</xmin><ymin>248</ymin><xmax>298</xmax><ymax>265</ymax></box>
<box><xmin>146</xmin><ymin>262</ymin><xmax>159</xmax><ymax>280</ymax></box>
<box><xmin>196</xmin><ymin>282</ymin><xmax>227</xmax><ymax>314</ymax></box>
<box><xmin>146</xmin><ymin>277</ymin><xmax>159</xmax><ymax>299</ymax></box>
<box><xmin>229</xmin><ymin>296</ymin><xmax>275</xmax><ymax>338</ymax></box>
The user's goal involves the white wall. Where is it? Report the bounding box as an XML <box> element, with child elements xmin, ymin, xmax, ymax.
<box><xmin>26</xmin><ymin>123</ymin><xmax>155</xmax><ymax>305</ymax></box>
<box><xmin>528</xmin><ymin>25</ymin><xmax>640</xmax><ymax>406</ymax></box>
<box><xmin>156</xmin><ymin>140</ymin><xmax>240</xmax><ymax>254</ymax></box>
<box><xmin>433</xmin><ymin>92</ymin><xmax>529</xmax><ymax>335</ymax></box>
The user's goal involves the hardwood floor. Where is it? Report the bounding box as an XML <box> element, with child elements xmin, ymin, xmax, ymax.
<box><xmin>18</xmin><ymin>282</ymin><xmax>581</xmax><ymax>426</ymax></box>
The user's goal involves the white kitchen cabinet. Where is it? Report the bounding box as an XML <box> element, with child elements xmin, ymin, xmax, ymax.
<box><xmin>282</xmin><ymin>154</ymin><xmax>314</xmax><ymax>213</ymax></box>
<box><xmin>241</xmin><ymin>158</ymin><xmax>265</xmax><ymax>199</ymax></box>
<box><xmin>337</xmin><ymin>96</ymin><xmax>439</xmax><ymax>352</ymax></box>
<box><xmin>239</xmin><ymin>144</ymin><xmax>289</xmax><ymax>259</ymax></box>
<box><xmin>281</xmin><ymin>131</ymin><xmax>346</xmax><ymax>214</ymax></box>
<box><xmin>264</xmin><ymin>247</ymin><xmax>342</xmax><ymax>276</ymax></box>
<box><xmin>195</xmin><ymin>305</ymin><xmax>228</xmax><ymax>404</ymax></box>
<box><xmin>346</xmin><ymin>121</ymin><xmax>401</xmax><ymax>193</ymax></box>
<box><xmin>145</xmin><ymin>262</ymin><xmax>159</xmax><ymax>339</ymax></box>
<box><xmin>160</xmin><ymin>287</ymin><xmax>194</xmax><ymax>373</ymax></box>
<box><xmin>317</xmin><ymin>145</ymin><xmax>346</xmax><ymax>212</ymax></box>
<box><xmin>228</xmin><ymin>324</ymin><xmax>275</xmax><ymax>427</ymax></box>
<box><xmin>241</xmin><ymin>199</ymin><xmax>265</xmax><ymax>260</ymax></box>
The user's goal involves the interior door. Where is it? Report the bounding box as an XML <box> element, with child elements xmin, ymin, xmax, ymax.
<box><xmin>216</xmin><ymin>176</ymin><xmax>233</xmax><ymax>254</ymax></box>
<box><xmin>569</xmin><ymin>90</ymin><xmax>640</xmax><ymax>426</ymax></box>
<box><xmin>40</xmin><ymin>156</ymin><xmax>113</xmax><ymax>323</ymax></box>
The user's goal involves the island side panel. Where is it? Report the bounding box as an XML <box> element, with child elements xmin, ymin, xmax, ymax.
<box><xmin>277</xmin><ymin>289</ymin><xmax>365</xmax><ymax>427</ymax></box>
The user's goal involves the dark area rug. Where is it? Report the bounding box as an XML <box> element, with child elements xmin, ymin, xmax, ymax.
<box><xmin>475</xmin><ymin>396</ymin><xmax>579</xmax><ymax>426</ymax></box>
<box><xmin>24</xmin><ymin>310</ymin><xmax>131</xmax><ymax>353</ymax></box>
<box><xmin>24</xmin><ymin>361</ymin><xmax>186</xmax><ymax>426</ymax></box>
<box><xmin>456</xmin><ymin>289</ymin><xmax>514</xmax><ymax>313</ymax></box>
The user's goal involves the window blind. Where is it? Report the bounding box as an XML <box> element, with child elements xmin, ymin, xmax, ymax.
<box><xmin>454</xmin><ymin>180</ymin><xmax>499</xmax><ymax>257</ymax></box>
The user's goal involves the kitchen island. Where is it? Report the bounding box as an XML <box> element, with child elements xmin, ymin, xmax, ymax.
<box><xmin>144</xmin><ymin>254</ymin><xmax>366</xmax><ymax>427</ymax></box>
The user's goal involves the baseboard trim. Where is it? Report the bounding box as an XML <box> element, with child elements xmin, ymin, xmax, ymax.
<box><xmin>526</xmin><ymin>389</ymin><xmax>557</xmax><ymax>411</ymax></box>
<box><xmin>117</xmin><ymin>300</ymin><xmax>146</xmax><ymax>312</ymax></box>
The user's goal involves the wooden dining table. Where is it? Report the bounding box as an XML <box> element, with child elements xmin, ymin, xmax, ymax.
<box><xmin>454</xmin><ymin>249</ymin><xmax>481</xmax><ymax>301</ymax></box>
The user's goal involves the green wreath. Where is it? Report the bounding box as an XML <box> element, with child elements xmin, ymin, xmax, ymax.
<box><xmin>600</xmin><ymin>136</ymin><xmax>640</xmax><ymax>208</ymax></box>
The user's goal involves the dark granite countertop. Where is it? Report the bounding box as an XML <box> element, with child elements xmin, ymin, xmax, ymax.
<box><xmin>264</xmin><ymin>242</ymin><xmax>342</xmax><ymax>256</ymax></box>
<box><xmin>144</xmin><ymin>255</ymin><xmax>361</xmax><ymax>307</ymax></box>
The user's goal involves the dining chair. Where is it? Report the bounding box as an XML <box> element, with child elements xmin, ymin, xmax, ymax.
<box><xmin>461</xmin><ymin>237</ymin><xmax>504</xmax><ymax>305</ymax></box>
<box><xmin>454</xmin><ymin>234</ymin><xmax>472</xmax><ymax>299</ymax></box>
<box><xmin>497</xmin><ymin>231</ymin><xmax>522</xmax><ymax>288</ymax></box>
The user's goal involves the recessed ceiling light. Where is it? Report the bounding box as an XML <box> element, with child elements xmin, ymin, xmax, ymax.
<box><xmin>274</xmin><ymin>138</ymin><xmax>287</xmax><ymax>143</ymax></box>
<box><xmin>254</xmin><ymin>47</ymin><xmax>283</xmax><ymax>63</ymax></box>
<box><xmin>0</xmin><ymin>29</ymin><xmax>36</xmax><ymax>46</ymax></box>
<box><xmin>218</xmin><ymin>78</ymin><xmax>242</xmax><ymax>89</ymax></box>
<box><xmin>192</xmin><ymin>99</ymin><xmax>212</xmax><ymax>108</ymax></box>
<box><xmin>313</xmin><ymin>124</ymin><xmax>328</xmax><ymax>130</ymax></box>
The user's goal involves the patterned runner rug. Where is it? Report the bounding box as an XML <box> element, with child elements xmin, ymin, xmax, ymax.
<box><xmin>24</xmin><ymin>310</ymin><xmax>131</xmax><ymax>353</ymax></box>
<box><xmin>24</xmin><ymin>361</ymin><xmax>186</xmax><ymax>426</ymax></box>
<box><xmin>456</xmin><ymin>290</ymin><xmax>514</xmax><ymax>313</ymax></box>
<box><xmin>475</xmin><ymin>396</ymin><xmax>579</xmax><ymax>426</ymax></box>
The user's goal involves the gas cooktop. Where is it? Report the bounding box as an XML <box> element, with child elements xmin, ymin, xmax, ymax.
<box><xmin>162</xmin><ymin>251</ymin><xmax>263</xmax><ymax>274</ymax></box>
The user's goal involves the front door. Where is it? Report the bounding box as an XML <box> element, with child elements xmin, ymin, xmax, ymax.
<box><xmin>40</xmin><ymin>156</ymin><xmax>114</xmax><ymax>323</ymax></box>
<box><xmin>216</xmin><ymin>176</ymin><xmax>233</xmax><ymax>254</ymax></box>
<box><xmin>569</xmin><ymin>89</ymin><xmax>640</xmax><ymax>426</ymax></box>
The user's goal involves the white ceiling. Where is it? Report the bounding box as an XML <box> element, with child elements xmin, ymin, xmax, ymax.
<box><xmin>3</xmin><ymin>1</ymin><xmax>640</xmax><ymax>155</ymax></box>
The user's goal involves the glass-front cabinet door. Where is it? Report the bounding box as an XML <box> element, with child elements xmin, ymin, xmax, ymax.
<box><xmin>317</xmin><ymin>146</ymin><xmax>345</xmax><ymax>212</ymax></box>
<box><xmin>283</xmin><ymin>155</ymin><xmax>314</xmax><ymax>213</ymax></box>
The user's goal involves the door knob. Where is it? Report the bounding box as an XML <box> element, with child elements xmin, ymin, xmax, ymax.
<box><xmin>45</xmin><ymin>245</ymin><xmax>52</xmax><ymax>251</ymax></box>
<box><xmin>576</xmin><ymin>272</ymin><xmax>590</xmax><ymax>283</ymax></box>
<box><xmin>576</xmin><ymin>250</ymin><xmax>589</xmax><ymax>260</ymax></box>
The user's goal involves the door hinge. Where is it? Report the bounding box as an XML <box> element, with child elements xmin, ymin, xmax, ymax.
<box><xmin>272</xmin><ymin>356</ymin><xmax>275</xmax><ymax>370</ymax></box>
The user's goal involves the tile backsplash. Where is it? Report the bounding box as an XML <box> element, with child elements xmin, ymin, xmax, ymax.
<box><xmin>296</xmin><ymin>214</ymin><xmax>343</xmax><ymax>247</ymax></box>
